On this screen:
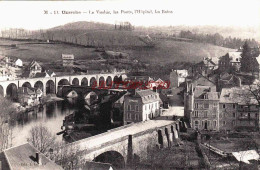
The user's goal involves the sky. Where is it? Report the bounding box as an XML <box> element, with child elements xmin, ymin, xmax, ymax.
<box><xmin>0</xmin><ymin>0</ymin><xmax>259</xmax><ymax>30</ymax></box>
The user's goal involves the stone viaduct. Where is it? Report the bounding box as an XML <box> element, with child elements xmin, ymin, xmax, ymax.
<box><xmin>0</xmin><ymin>72</ymin><xmax>126</xmax><ymax>99</ymax></box>
<box><xmin>58</xmin><ymin>119</ymin><xmax>181</xmax><ymax>168</ymax></box>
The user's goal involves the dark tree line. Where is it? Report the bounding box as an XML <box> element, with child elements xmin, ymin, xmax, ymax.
<box><xmin>179</xmin><ymin>30</ymin><xmax>259</xmax><ymax>49</ymax></box>
<box><xmin>240</xmin><ymin>41</ymin><xmax>260</xmax><ymax>73</ymax></box>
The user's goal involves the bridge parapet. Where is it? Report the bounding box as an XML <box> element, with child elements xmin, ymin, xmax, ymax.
<box><xmin>57</xmin><ymin>120</ymin><xmax>179</xmax><ymax>167</ymax></box>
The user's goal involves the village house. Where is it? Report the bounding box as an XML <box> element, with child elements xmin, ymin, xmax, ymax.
<box><xmin>14</xmin><ymin>58</ymin><xmax>23</xmax><ymax>67</ymax></box>
<box><xmin>62</xmin><ymin>54</ymin><xmax>74</xmax><ymax>67</ymax></box>
<box><xmin>219</xmin><ymin>86</ymin><xmax>260</xmax><ymax>131</ymax></box>
<box><xmin>18</xmin><ymin>87</ymin><xmax>42</xmax><ymax>106</ymax></box>
<box><xmin>0</xmin><ymin>143</ymin><xmax>63</xmax><ymax>170</ymax></box>
<box><xmin>123</xmin><ymin>89</ymin><xmax>161</xmax><ymax>125</ymax></box>
<box><xmin>217</xmin><ymin>72</ymin><xmax>242</xmax><ymax>91</ymax></box>
<box><xmin>0</xmin><ymin>67</ymin><xmax>14</xmax><ymax>81</ymax></box>
<box><xmin>34</xmin><ymin>70</ymin><xmax>56</xmax><ymax>78</ymax></box>
<box><xmin>184</xmin><ymin>84</ymin><xmax>220</xmax><ymax>131</ymax></box>
<box><xmin>170</xmin><ymin>69</ymin><xmax>188</xmax><ymax>88</ymax></box>
<box><xmin>189</xmin><ymin>57</ymin><xmax>217</xmax><ymax>77</ymax></box>
<box><xmin>28</xmin><ymin>60</ymin><xmax>42</xmax><ymax>77</ymax></box>
<box><xmin>21</xmin><ymin>60</ymin><xmax>43</xmax><ymax>78</ymax></box>
<box><xmin>218</xmin><ymin>51</ymin><xmax>242</xmax><ymax>72</ymax></box>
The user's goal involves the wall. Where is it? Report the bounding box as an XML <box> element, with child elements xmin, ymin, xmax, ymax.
<box><xmin>191</xmin><ymin>99</ymin><xmax>219</xmax><ymax>131</ymax></box>
<box><xmin>219</xmin><ymin>103</ymin><xmax>237</xmax><ymax>131</ymax></box>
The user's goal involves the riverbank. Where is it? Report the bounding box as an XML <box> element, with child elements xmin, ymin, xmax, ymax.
<box><xmin>14</xmin><ymin>94</ymin><xmax>64</xmax><ymax>114</ymax></box>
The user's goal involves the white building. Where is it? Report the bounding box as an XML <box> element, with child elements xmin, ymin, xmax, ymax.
<box><xmin>14</xmin><ymin>58</ymin><xmax>23</xmax><ymax>67</ymax></box>
<box><xmin>124</xmin><ymin>89</ymin><xmax>161</xmax><ymax>125</ymax></box>
<box><xmin>170</xmin><ymin>69</ymin><xmax>188</xmax><ymax>88</ymax></box>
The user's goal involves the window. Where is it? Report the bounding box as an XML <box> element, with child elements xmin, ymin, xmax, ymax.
<box><xmin>195</xmin><ymin>120</ymin><xmax>199</xmax><ymax>125</ymax></box>
<box><xmin>248</xmin><ymin>113</ymin><xmax>250</xmax><ymax>119</ymax></box>
<box><xmin>233</xmin><ymin>113</ymin><xmax>236</xmax><ymax>118</ymax></box>
<box><xmin>213</xmin><ymin>103</ymin><xmax>217</xmax><ymax>107</ymax></box>
<box><xmin>223</xmin><ymin>104</ymin><xmax>226</xmax><ymax>109</ymax></box>
<box><xmin>204</xmin><ymin>111</ymin><xmax>208</xmax><ymax>117</ymax></box>
<box><xmin>213</xmin><ymin>121</ymin><xmax>217</xmax><ymax>128</ymax></box>
<box><xmin>233</xmin><ymin>104</ymin><xmax>236</xmax><ymax>109</ymax></box>
<box><xmin>194</xmin><ymin>111</ymin><xmax>199</xmax><ymax>117</ymax></box>
<box><xmin>127</xmin><ymin>105</ymin><xmax>130</xmax><ymax>111</ymax></box>
<box><xmin>204</xmin><ymin>103</ymin><xmax>209</xmax><ymax>109</ymax></box>
<box><xmin>223</xmin><ymin>121</ymin><xmax>226</xmax><ymax>125</ymax></box>
<box><xmin>195</xmin><ymin>103</ymin><xmax>198</xmax><ymax>109</ymax></box>
<box><xmin>136</xmin><ymin>105</ymin><xmax>139</xmax><ymax>112</ymax></box>
<box><xmin>208</xmin><ymin>121</ymin><xmax>211</xmax><ymax>128</ymax></box>
<box><xmin>131</xmin><ymin>105</ymin><xmax>135</xmax><ymax>111</ymax></box>
<box><xmin>204</xmin><ymin>94</ymin><xmax>208</xmax><ymax>99</ymax></box>
<box><xmin>135</xmin><ymin>114</ymin><xmax>137</xmax><ymax>120</ymax></box>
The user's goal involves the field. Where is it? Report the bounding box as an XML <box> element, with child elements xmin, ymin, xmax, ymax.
<box><xmin>0</xmin><ymin>39</ymin><xmax>97</xmax><ymax>62</ymax></box>
<box><xmin>0</xmin><ymin>38</ymin><xmax>234</xmax><ymax>64</ymax></box>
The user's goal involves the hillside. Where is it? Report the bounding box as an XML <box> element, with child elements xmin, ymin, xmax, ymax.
<box><xmin>50</xmin><ymin>21</ymin><xmax>115</xmax><ymax>31</ymax></box>
<box><xmin>0</xmin><ymin>21</ymin><xmax>236</xmax><ymax>65</ymax></box>
<box><xmin>0</xmin><ymin>38</ymin><xmax>234</xmax><ymax>65</ymax></box>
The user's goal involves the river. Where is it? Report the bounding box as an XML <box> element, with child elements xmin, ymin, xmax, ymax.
<box><xmin>11</xmin><ymin>99</ymin><xmax>79</xmax><ymax>147</ymax></box>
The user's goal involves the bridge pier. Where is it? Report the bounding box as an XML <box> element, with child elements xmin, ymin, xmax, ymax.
<box><xmin>162</xmin><ymin>129</ymin><xmax>169</xmax><ymax>148</ymax></box>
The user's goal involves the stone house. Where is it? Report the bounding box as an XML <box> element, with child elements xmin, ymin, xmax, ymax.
<box><xmin>185</xmin><ymin>84</ymin><xmax>220</xmax><ymax>131</ymax></box>
<box><xmin>218</xmin><ymin>52</ymin><xmax>241</xmax><ymax>72</ymax></box>
<box><xmin>124</xmin><ymin>89</ymin><xmax>161</xmax><ymax>125</ymax></box>
<box><xmin>62</xmin><ymin>54</ymin><xmax>74</xmax><ymax>67</ymax></box>
<box><xmin>219</xmin><ymin>86</ymin><xmax>260</xmax><ymax>131</ymax></box>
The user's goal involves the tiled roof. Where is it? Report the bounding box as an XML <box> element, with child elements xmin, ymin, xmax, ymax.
<box><xmin>220</xmin><ymin>86</ymin><xmax>258</xmax><ymax>105</ymax></box>
<box><xmin>194</xmin><ymin>86</ymin><xmax>219</xmax><ymax>100</ymax></box>
<box><xmin>34</xmin><ymin>72</ymin><xmax>47</xmax><ymax>78</ymax></box>
<box><xmin>1</xmin><ymin>143</ymin><xmax>63</xmax><ymax>170</ymax></box>
<box><xmin>132</xmin><ymin>89</ymin><xmax>160</xmax><ymax>104</ymax></box>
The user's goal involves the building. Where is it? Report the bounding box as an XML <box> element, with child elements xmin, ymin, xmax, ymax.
<box><xmin>123</xmin><ymin>89</ymin><xmax>161</xmax><ymax>125</ymax></box>
<box><xmin>0</xmin><ymin>143</ymin><xmax>63</xmax><ymax>170</ymax></box>
<box><xmin>0</xmin><ymin>67</ymin><xmax>14</xmax><ymax>81</ymax></box>
<box><xmin>184</xmin><ymin>84</ymin><xmax>220</xmax><ymax>131</ymax></box>
<box><xmin>170</xmin><ymin>69</ymin><xmax>188</xmax><ymax>88</ymax></box>
<box><xmin>28</xmin><ymin>60</ymin><xmax>42</xmax><ymax>78</ymax></box>
<box><xmin>218</xmin><ymin>51</ymin><xmax>242</xmax><ymax>72</ymax></box>
<box><xmin>18</xmin><ymin>87</ymin><xmax>42</xmax><ymax>106</ymax></box>
<box><xmin>190</xmin><ymin>57</ymin><xmax>217</xmax><ymax>77</ymax></box>
<box><xmin>217</xmin><ymin>73</ymin><xmax>242</xmax><ymax>91</ymax></box>
<box><xmin>62</xmin><ymin>54</ymin><xmax>74</xmax><ymax>67</ymax></box>
<box><xmin>14</xmin><ymin>58</ymin><xmax>23</xmax><ymax>67</ymax></box>
<box><xmin>219</xmin><ymin>86</ymin><xmax>260</xmax><ymax>131</ymax></box>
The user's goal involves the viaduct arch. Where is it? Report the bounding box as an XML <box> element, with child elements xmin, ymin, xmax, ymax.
<box><xmin>0</xmin><ymin>72</ymin><xmax>127</xmax><ymax>98</ymax></box>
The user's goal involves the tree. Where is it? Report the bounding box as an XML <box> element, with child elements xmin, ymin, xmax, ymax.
<box><xmin>0</xmin><ymin>96</ymin><xmax>16</xmax><ymax>151</ymax></box>
<box><xmin>240</xmin><ymin>41</ymin><xmax>254</xmax><ymax>73</ymax></box>
<box><xmin>27</xmin><ymin>123</ymin><xmax>56</xmax><ymax>154</ymax></box>
<box><xmin>27</xmin><ymin>124</ymin><xmax>82</xmax><ymax>170</ymax></box>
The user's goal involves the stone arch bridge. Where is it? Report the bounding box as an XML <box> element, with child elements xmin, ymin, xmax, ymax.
<box><xmin>0</xmin><ymin>72</ymin><xmax>126</xmax><ymax>99</ymax></box>
<box><xmin>57</xmin><ymin>120</ymin><xmax>181</xmax><ymax>168</ymax></box>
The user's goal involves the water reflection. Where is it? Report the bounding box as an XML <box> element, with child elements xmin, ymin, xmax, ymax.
<box><xmin>12</xmin><ymin>99</ymin><xmax>77</xmax><ymax>147</ymax></box>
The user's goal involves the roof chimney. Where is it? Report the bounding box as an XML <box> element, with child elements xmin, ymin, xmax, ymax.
<box><xmin>36</xmin><ymin>152</ymin><xmax>42</xmax><ymax>165</ymax></box>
